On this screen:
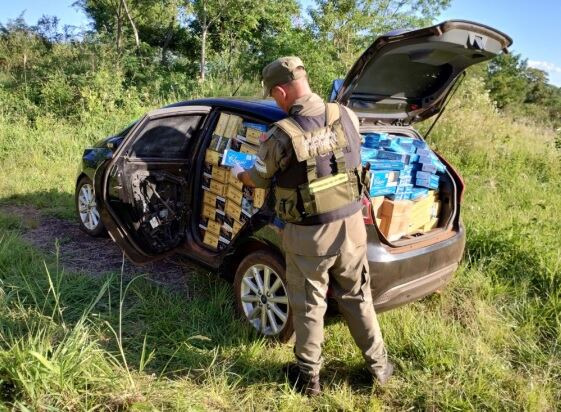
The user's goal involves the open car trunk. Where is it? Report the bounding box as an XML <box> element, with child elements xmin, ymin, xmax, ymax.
<box><xmin>359</xmin><ymin>125</ymin><xmax>460</xmax><ymax>246</ymax></box>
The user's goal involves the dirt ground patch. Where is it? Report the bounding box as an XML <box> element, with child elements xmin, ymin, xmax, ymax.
<box><xmin>0</xmin><ymin>204</ymin><xmax>201</xmax><ymax>295</ymax></box>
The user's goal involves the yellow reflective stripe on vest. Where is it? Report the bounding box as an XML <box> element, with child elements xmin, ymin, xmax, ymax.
<box><xmin>307</xmin><ymin>173</ymin><xmax>349</xmax><ymax>194</ymax></box>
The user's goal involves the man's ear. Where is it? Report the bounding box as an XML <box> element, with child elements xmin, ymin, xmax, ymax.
<box><xmin>272</xmin><ymin>85</ymin><xmax>287</xmax><ymax>100</ymax></box>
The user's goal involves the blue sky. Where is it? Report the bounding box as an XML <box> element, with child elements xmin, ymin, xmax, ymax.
<box><xmin>2</xmin><ymin>0</ymin><xmax>560</xmax><ymax>86</ymax></box>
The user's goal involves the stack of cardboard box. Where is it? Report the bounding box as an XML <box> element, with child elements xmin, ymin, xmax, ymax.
<box><xmin>199</xmin><ymin>113</ymin><xmax>267</xmax><ymax>250</ymax></box>
<box><xmin>362</xmin><ymin>132</ymin><xmax>445</xmax><ymax>241</ymax></box>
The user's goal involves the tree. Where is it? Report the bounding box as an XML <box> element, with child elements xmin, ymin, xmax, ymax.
<box><xmin>486</xmin><ymin>53</ymin><xmax>529</xmax><ymax>108</ymax></box>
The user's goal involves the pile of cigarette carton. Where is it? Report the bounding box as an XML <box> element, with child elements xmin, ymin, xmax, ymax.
<box><xmin>199</xmin><ymin>113</ymin><xmax>267</xmax><ymax>250</ymax></box>
<box><xmin>362</xmin><ymin>132</ymin><xmax>446</xmax><ymax>241</ymax></box>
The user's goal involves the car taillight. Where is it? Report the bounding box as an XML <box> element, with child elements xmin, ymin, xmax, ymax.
<box><xmin>361</xmin><ymin>196</ymin><xmax>374</xmax><ymax>225</ymax></box>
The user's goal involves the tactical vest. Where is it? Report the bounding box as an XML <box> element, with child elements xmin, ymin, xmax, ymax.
<box><xmin>273</xmin><ymin>103</ymin><xmax>364</xmax><ymax>225</ymax></box>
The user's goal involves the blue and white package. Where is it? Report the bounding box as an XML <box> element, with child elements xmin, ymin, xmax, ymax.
<box><xmin>370</xmin><ymin>170</ymin><xmax>399</xmax><ymax>188</ymax></box>
<box><xmin>221</xmin><ymin>149</ymin><xmax>256</xmax><ymax>169</ymax></box>
<box><xmin>376</xmin><ymin>150</ymin><xmax>411</xmax><ymax>163</ymax></box>
<box><xmin>409</xmin><ymin>187</ymin><xmax>429</xmax><ymax>200</ymax></box>
<box><xmin>415</xmin><ymin>175</ymin><xmax>440</xmax><ymax>189</ymax></box>
<box><xmin>395</xmin><ymin>184</ymin><xmax>413</xmax><ymax>195</ymax></box>
<box><xmin>363</xmin><ymin>133</ymin><xmax>388</xmax><ymax>148</ymax></box>
<box><xmin>421</xmin><ymin>163</ymin><xmax>437</xmax><ymax>173</ymax></box>
<box><xmin>412</xmin><ymin>139</ymin><xmax>428</xmax><ymax>149</ymax></box>
<box><xmin>367</xmin><ymin>160</ymin><xmax>406</xmax><ymax>170</ymax></box>
<box><xmin>416</xmin><ymin>148</ymin><xmax>432</xmax><ymax>157</ymax></box>
<box><xmin>370</xmin><ymin>186</ymin><xmax>397</xmax><ymax>197</ymax></box>
<box><xmin>360</xmin><ymin>147</ymin><xmax>378</xmax><ymax>161</ymax></box>
<box><xmin>415</xmin><ymin>171</ymin><xmax>434</xmax><ymax>181</ymax></box>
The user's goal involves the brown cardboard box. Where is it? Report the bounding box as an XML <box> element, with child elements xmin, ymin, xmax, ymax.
<box><xmin>202</xmin><ymin>203</ymin><xmax>216</xmax><ymax>220</ymax></box>
<box><xmin>206</xmin><ymin>219</ymin><xmax>221</xmax><ymax>235</ymax></box>
<box><xmin>240</xmin><ymin>143</ymin><xmax>258</xmax><ymax>155</ymax></box>
<box><xmin>224</xmin><ymin>115</ymin><xmax>242</xmax><ymax>138</ymax></box>
<box><xmin>245</xmin><ymin>127</ymin><xmax>263</xmax><ymax>145</ymax></box>
<box><xmin>379</xmin><ymin>198</ymin><xmax>413</xmax><ymax>241</ymax></box>
<box><xmin>225</xmin><ymin>200</ymin><xmax>251</xmax><ymax>224</ymax></box>
<box><xmin>371</xmin><ymin>196</ymin><xmax>384</xmax><ymax>226</ymax></box>
<box><xmin>226</xmin><ymin>185</ymin><xmax>243</xmax><ymax>204</ymax></box>
<box><xmin>210</xmin><ymin>180</ymin><xmax>227</xmax><ymax>197</ymax></box>
<box><xmin>228</xmin><ymin>173</ymin><xmax>244</xmax><ymax>191</ymax></box>
<box><xmin>211</xmin><ymin>165</ymin><xmax>229</xmax><ymax>183</ymax></box>
<box><xmin>203</xmin><ymin>190</ymin><xmax>226</xmax><ymax>211</ymax></box>
<box><xmin>214</xmin><ymin>113</ymin><xmax>229</xmax><ymax>137</ymax></box>
<box><xmin>253</xmin><ymin>188</ymin><xmax>266</xmax><ymax>208</ymax></box>
<box><xmin>203</xmin><ymin>230</ymin><xmax>219</xmax><ymax>248</ymax></box>
<box><xmin>205</xmin><ymin>149</ymin><xmax>221</xmax><ymax>165</ymax></box>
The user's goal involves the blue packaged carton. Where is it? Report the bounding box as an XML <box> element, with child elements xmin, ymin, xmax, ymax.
<box><xmin>363</xmin><ymin>133</ymin><xmax>388</xmax><ymax>148</ymax></box>
<box><xmin>416</xmin><ymin>148</ymin><xmax>432</xmax><ymax>157</ymax></box>
<box><xmin>360</xmin><ymin>147</ymin><xmax>378</xmax><ymax>161</ymax></box>
<box><xmin>221</xmin><ymin>149</ymin><xmax>256</xmax><ymax>169</ymax></box>
<box><xmin>367</xmin><ymin>160</ymin><xmax>406</xmax><ymax>170</ymax></box>
<box><xmin>242</xmin><ymin>122</ymin><xmax>267</xmax><ymax>132</ymax></box>
<box><xmin>421</xmin><ymin>163</ymin><xmax>437</xmax><ymax>173</ymax></box>
<box><xmin>415</xmin><ymin>171</ymin><xmax>435</xmax><ymax>181</ymax></box>
<box><xmin>370</xmin><ymin>170</ymin><xmax>399</xmax><ymax>188</ymax></box>
<box><xmin>397</xmin><ymin>136</ymin><xmax>415</xmax><ymax>145</ymax></box>
<box><xmin>370</xmin><ymin>186</ymin><xmax>397</xmax><ymax>197</ymax></box>
<box><xmin>395</xmin><ymin>184</ymin><xmax>413</xmax><ymax>195</ymax></box>
<box><xmin>412</xmin><ymin>139</ymin><xmax>428</xmax><ymax>149</ymax></box>
<box><xmin>376</xmin><ymin>150</ymin><xmax>411</xmax><ymax>163</ymax></box>
<box><xmin>415</xmin><ymin>175</ymin><xmax>440</xmax><ymax>189</ymax></box>
<box><xmin>409</xmin><ymin>187</ymin><xmax>429</xmax><ymax>200</ymax></box>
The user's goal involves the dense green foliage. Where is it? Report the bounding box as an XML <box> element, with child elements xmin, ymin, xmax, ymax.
<box><xmin>1</xmin><ymin>1</ymin><xmax>561</xmax><ymax>410</ymax></box>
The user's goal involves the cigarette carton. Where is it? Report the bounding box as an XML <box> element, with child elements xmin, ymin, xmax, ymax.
<box><xmin>206</xmin><ymin>219</ymin><xmax>221</xmax><ymax>235</ymax></box>
<box><xmin>203</xmin><ymin>190</ymin><xmax>226</xmax><ymax>211</ymax></box>
<box><xmin>225</xmin><ymin>200</ymin><xmax>251</xmax><ymax>224</ymax></box>
<box><xmin>203</xmin><ymin>230</ymin><xmax>219</xmax><ymax>248</ymax></box>
<box><xmin>370</xmin><ymin>170</ymin><xmax>399</xmax><ymax>188</ymax></box>
<box><xmin>228</xmin><ymin>173</ymin><xmax>244</xmax><ymax>191</ymax></box>
<box><xmin>376</xmin><ymin>150</ymin><xmax>410</xmax><ymax>163</ymax></box>
<box><xmin>213</xmin><ymin>113</ymin><xmax>230</xmax><ymax>137</ymax></box>
<box><xmin>367</xmin><ymin>160</ymin><xmax>406</xmax><ymax>170</ymax></box>
<box><xmin>209</xmin><ymin>180</ymin><xmax>227</xmax><ymax>197</ymax></box>
<box><xmin>211</xmin><ymin>165</ymin><xmax>229</xmax><ymax>183</ymax></box>
<box><xmin>205</xmin><ymin>149</ymin><xmax>221</xmax><ymax>165</ymax></box>
<box><xmin>240</xmin><ymin>143</ymin><xmax>258</xmax><ymax>155</ymax></box>
<box><xmin>224</xmin><ymin>115</ymin><xmax>242</xmax><ymax>139</ymax></box>
<box><xmin>363</xmin><ymin>132</ymin><xmax>388</xmax><ymax>148</ymax></box>
<box><xmin>226</xmin><ymin>185</ymin><xmax>243</xmax><ymax>204</ymax></box>
<box><xmin>253</xmin><ymin>188</ymin><xmax>266</xmax><ymax>208</ymax></box>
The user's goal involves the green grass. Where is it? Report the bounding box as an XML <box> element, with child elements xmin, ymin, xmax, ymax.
<box><xmin>0</xmin><ymin>75</ymin><xmax>560</xmax><ymax>410</ymax></box>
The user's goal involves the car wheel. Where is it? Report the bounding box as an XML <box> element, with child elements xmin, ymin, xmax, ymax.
<box><xmin>75</xmin><ymin>176</ymin><xmax>106</xmax><ymax>237</ymax></box>
<box><xmin>234</xmin><ymin>250</ymin><xmax>294</xmax><ymax>342</ymax></box>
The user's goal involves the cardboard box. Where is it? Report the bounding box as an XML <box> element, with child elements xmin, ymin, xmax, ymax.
<box><xmin>228</xmin><ymin>173</ymin><xmax>244</xmax><ymax>191</ymax></box>
<box><xmin>371</xmin><ymin>196</ymin><xmax>384</xmax><ymax>226</ymax></box>
<box><xmin>211</xmin><ymin>165</ymin><xmax>229</xmax><ymax>183</ymax></box>
<box><xmin>253</xmin><ymin>188</ymin><xmax>266</xmax><ymax>208</ymax></box>
<box><xmin>214</xmin><ymin>113</ymin><xmax>230</xmax><ymax>137</ymax></box>
<box><xmin>205</xmin><ymin>149</ymin><xmax>221</xmax><ymax>165</ymax></box>
<box><xmin>225</xmin><ymin>200</ymin><xmax>251</xmax><ymax>224</ymax></box>
<box><xmin>226</xmin><ymin>185</ymin><xmax>243</xmax><ymax>204</ymax></box>
<box><xmin>202</xmin><ymin>203</ymin><xmax>216</xmax><ymax>220</ymax></box>
<box><xmin>203</xmin><ymin>230</ymin><xmax>220</xmax><ymax>248</ymax></box>
<box><xmin>224</xmin><ymin>115</ymin><xmax>243</xmax><ymax>139</ymax></box>
<box><xmin>240</xmin><ymin>143</ymin><xmax>258</xmax><ymax>155</ymax></box>
<box><xmin>209</xmin><ymin>180</ymin><xmax>227</xmax><ymax>197</ymax></box>
<box><xmin>381</xmin><ymin>198</ymin><xmax>413</xmax><ymax>217</ymax></box>
<box><xmin>203</xmin><ymin>189</ymin><xmax>226</xmax><ymax>211</ymax></box>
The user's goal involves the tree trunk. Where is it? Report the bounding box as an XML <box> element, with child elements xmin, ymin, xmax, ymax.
<box><xmin>121</xmin><ymin>0</ymin><xmax>140</xmax><ymax>49</ymax></box>
<box><xmin>161</xmin><ymin>15</ymin><xmax>175</xmax><ymax>65</ymax></box>
<box><xmin>200</xmin><ymin>20</ymin><xmax>207</xmax><ymax>82</ymax></box>
<box><xmin>116</xmin><ymin>0</ymin><xmax>123</xmax><ymax>51</ymax></box>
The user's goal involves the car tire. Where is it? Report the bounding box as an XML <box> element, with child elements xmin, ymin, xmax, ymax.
<box><xmin>75</xmin><ymin>176</ymin><xmax>106</xmax><ymax>237</ymax></box>
<box><xmin>234</xmin><ymin>250</ymin><xmax>294</xmax><ymax>343</ymax></box>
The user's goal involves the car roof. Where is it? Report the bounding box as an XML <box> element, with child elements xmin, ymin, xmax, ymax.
<box><xmin>166</xmin><ymin>97</ymin><xmax>287</xmax><ymax>122</ymax></box>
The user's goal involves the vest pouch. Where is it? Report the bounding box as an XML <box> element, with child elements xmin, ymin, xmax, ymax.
<box><xmin>300</xmin><ymin>172</ymin><xmax>360</xmax><ymax>216</ymax></box>
<box><xmin>274</xmin><ymin>186</ymin><xmax>302</xmax><ymax>223</ymax></box>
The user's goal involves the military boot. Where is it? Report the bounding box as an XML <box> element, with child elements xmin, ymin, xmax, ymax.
<box><xmin>283</xmin><ymin>363</ymin><xmax>321</xmax><ymax>396</ymax></box>
<box><xmin>374</xmin><ymin>361</ymin><xmax>394</xmax><ymax>386</ymax></box>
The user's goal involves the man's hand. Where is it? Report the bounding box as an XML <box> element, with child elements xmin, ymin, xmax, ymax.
<box><xmin>230</xmin><ymin>163</ymin><xmax>244</xmax><ymax>180</ymax></box>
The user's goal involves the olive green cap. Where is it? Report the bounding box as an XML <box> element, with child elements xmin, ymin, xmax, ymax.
<box><xmin>262</xmin><ymin>56</ymin><xmax>307</xmax><ymax>97</ymax></box>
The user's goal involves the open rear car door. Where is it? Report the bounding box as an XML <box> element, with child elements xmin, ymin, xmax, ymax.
<box><xmin>334</xmin><ymin>20</ymin><xmax>513</xmax><ymax>124</ymax></box>
<box><xmin>95</xmin><ymin>106</ymin><xmax>211</xmax><ymax>264</ymax></box>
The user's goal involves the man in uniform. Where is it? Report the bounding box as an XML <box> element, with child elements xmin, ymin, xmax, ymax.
<box><xmin>231</xmin><ymin>56</ymin><xmax>393</xmax><ymax>395</ymax></box>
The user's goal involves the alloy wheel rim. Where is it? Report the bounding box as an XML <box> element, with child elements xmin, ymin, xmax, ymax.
<box><xmin>240</xmin><ymin>264</ymin><xmax>289</xmax><ymax>336</ymax></box>
<box><xmin>78</xmin><ymin>183</ymin><xmax>100</xmax><ymax>231</ymax></box>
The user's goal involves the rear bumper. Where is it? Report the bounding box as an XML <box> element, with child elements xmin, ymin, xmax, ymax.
<box><xmin>368</xmin><ymin>225</ymin><xmax>466</xmax><ymax>312</ymax></box>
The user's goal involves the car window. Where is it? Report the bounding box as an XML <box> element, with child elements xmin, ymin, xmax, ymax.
<box><xmin>130</xmin><ymin>115</ymin><xmax>202</xmax><ymax>158</ymax></box>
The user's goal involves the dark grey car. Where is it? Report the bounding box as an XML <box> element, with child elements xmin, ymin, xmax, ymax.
<box><xmin>75</xmin><ymin>20</ymin><xmax>511</xmax><ymax>341</ymax></box>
